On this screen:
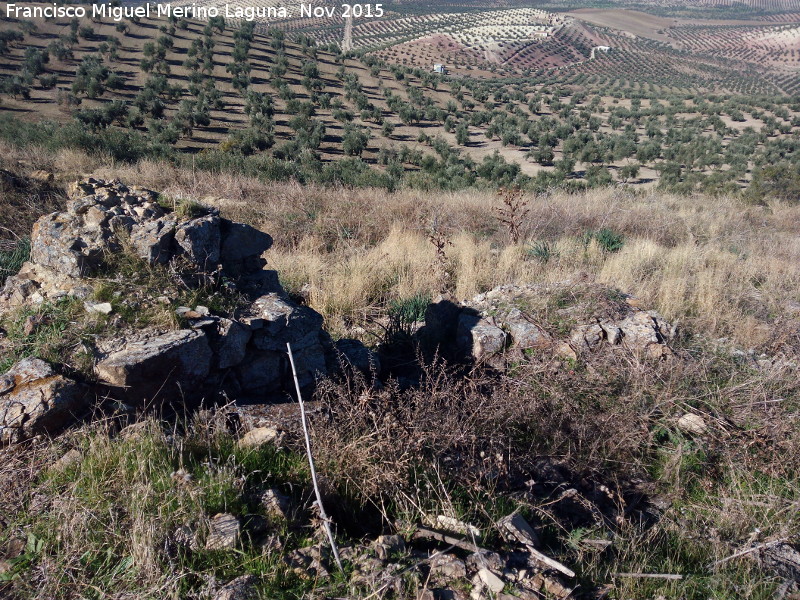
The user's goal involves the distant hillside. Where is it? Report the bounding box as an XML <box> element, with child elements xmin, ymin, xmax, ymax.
<box><xmin>1</xmin><ymin>9</ymin><xmax>800</xmax><ymax>196</ymax></box>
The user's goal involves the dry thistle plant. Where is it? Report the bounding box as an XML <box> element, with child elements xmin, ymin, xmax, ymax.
<box><xmin>427</xmin><ymin>220</ymin><xmax>452</xmax><ymax>294</ymax></box>
<box><xmin>494</xmin><ymin>187</ymin><xmax>529</xmax><ymax>245</ymax></box>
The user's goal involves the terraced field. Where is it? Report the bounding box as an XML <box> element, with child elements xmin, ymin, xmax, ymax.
<box><xmin>2</xmin><ymin>0</ymin><xmax>800</xmax><ymax>197</ymax></box>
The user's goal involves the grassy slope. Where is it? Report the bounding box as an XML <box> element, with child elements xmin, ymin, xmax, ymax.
<box><xmin>0</xmin><ymin>8</ymin><xmax>799</xmax><ymax>598</ymax></box>
<box><xmin>0</xmin><ymin>135</ymin><xmax>799</xmax><ymax>599</ymax></box>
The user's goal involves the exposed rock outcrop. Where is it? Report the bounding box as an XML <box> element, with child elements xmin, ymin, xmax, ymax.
<box><xmin>1</xmin><ymin>177</ymin><xmax>278</xmax><ymax>309</ymax></box>
<box><xmin>0</xmin><ymin>178</ymin><xmax>677</xmax><ymax>444</ymax></box>
<box><xmin>95</xmin><ymin>329</ymin><xmax>213</xmax><ymax>404</ymax></box>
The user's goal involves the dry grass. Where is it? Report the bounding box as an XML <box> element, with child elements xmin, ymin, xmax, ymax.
<box><xmin>0</xmin><ymin>412</ymin><xmax>317</xmax><ymax>600</ymax></box>
<box><xmin>6</xmin><ymin>141</ymin><xmax>798</xmax><ymax>350</ymax></box>
<box><xmin>312</xmin><ymin>347</ymin><xmax>800</xmax><ymax>597</ymax></box>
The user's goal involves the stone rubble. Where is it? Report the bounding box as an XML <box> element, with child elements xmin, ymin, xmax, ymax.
<box><xmin>0</xmin><ymin>179</ymin><xmax>379</xmax><ymax>439</ymax></box>
<box><xmin>0</xmin><ymin>178</ymin><xmax>679</xmax><ymax>446</ymax></box>
<box><xmin>419</xmin><ymin>282</ymin><xmax>677</xmax><ymax>367</ymax></box>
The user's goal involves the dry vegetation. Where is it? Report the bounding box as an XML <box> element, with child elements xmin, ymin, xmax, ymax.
<box><xmin>0</xmin><ymin>136</ymin><xmax>799</xmax><ymax>598</ymax></box>
<box><xmin>3</xmin><ymin>8</ymin><xmax>800</xmax><ymax>193</ymax></box>
<box><xmin>45</xmin><ymin>145</ymin><xmax>796</xmax><ymax>353</ymax></box>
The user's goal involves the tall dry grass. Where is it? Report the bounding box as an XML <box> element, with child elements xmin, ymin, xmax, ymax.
<box><xmin>5</xmin><ymin>141</ymin><xmax>799</xmax><ymax>350</ymax></box>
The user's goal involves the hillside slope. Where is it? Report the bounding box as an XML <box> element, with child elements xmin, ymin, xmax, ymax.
<box><xmin>2</xmin><ymin>11</ymin><xmax>800</xmax><ymax>193</ymax></box>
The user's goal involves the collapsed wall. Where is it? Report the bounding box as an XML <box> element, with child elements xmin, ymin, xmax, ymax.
<box><xmin>0</xmin><ymin>178</ymin><xmax>373</xmax><ymax>442</ymax></box>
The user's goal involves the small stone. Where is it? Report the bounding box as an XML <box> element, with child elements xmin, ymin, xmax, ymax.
<box><xmin>5</xmin><ymin>537</ymin><xmax>25</xmax><ymax>558</ymax></box>
<box><xmin>543</xmin><ymin>575</ymin><xmax>573</xmax><ymax>598</ymax></box>
<box><xmin>498</xmin><ymin>513</ymin><xmax>539</xmax><ymax>548</ymax></box>
<box><xmin>172</xmin><ymin>524</ymin><xmax>195</xmax><ymax>550</ymax></box>
<box><xmin>429</xmin><ymin>554</ymin><xmax>467</xmax><ymax>579</ymax></box>
<box><xmin>171</xmin><ymin>468</ymin><xmax>193</xmax><ymax>486</ymax></box>
<box><xmin>23</xmin><ymin>315</ymin><xmax>41</xmax><ymax>336</ymax></box>
<box><xmin>435</xmin><ymin>515</ymin><xmax>481</xmax><ymax>538</ymax></box>
<box><xmin>206</xmin><ymin>513</ymin><xmax>240</xmax><ymax>550</ymax></box>
<box><xmin>29</xmin><ymin>170</ymin><xmax>54</xmax><ymax>184</ymax></box>
<box><xmin>477</xmin><ymin>568</ymin><xmax>505</xmax><ymax>594</ymax></box>
<box><xmin>84</xmin><ymin>301</ymin><xmax>113</xmax><ymax>315</ymax></box>
<box><xmin>214</xmin><ymin>575</ymin><xmax>258</xmax><ymax>600</ymax></box>
<box><xmin>51</xmin><ymin>448</ymin><xmax>83</xmax><ymax>473</ymax></box>
<box><xmin>188</xmin><ymin>317</ymin><xmax>219</xmax><ymax>329</ymax></box>
<box><xmin>261</xmin><ymin>488</ymin><xmax>291</xmax><ymax>520</ymax></box>
<box><xmin>372</xmin><ymin>534</ymin><xmax>405</xmax><ymax>560</ymax></box>
<box><xmin>285</xmin><ymin>546</ymin><xmax>330</xmax><ymax>580</ymax></box>
<box><xmin>677</xmin><ymin>413</ymin><xmax>708</xmax><ymax>435</ymax></box>
<box><xmin>238</xmin><ymin>426</ymin><xmax>280</xmax><ymax>449</ymax></box>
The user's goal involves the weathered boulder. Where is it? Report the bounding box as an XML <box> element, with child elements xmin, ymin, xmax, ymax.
<box><xmin>0</xmin><ymin>358</ymin><xmax>88</xmax><ymax>443</ymax></box>
<box><xmin>215</xmin><ymin>319</ymin><xmax>252</xmax><ymax>370</ymax></box>
<box><xmin>420</xmin><ymin>294</ymin><xmax>462</xmax><ymax>346</ymax></box>
<box><xmin>219</xmin><ymin>220</ymin><xmax>272</xmax><ymax>276</ymax></box>
<box><xmin>456</xmin><ymin>313</ymin><xmax>508</xmax><ymax>364</ymax></box>
<box><xmin>175</xmin><ymin>215</ymin><xmax>221</xmax><ymax>271</ymax></box>
<box><xmin>0</xmin><ymin>262</ymin><xmax>91</xmax><ymax>309</ymax></box>
<box><xmin>503</xmin><ymin>308</ymin><xmax>551</xmax><ymax>350</ymax></box>
<box><xmin>245</xmin><ymin>294</ymin><xmax>324</xmax><ymax>350</ymax></box>
<box><xmin>30</xmin><ymin>211</ymin><xmax>108</xmax><ymax>277</ymax></box>
<box><xmin>234</xmin><ymin>352</ymin><xmax>284</xmax><ymax>394</ymax></box>
<box><xmin>237</xmin><ymin>294</ymin><xmax>329</xmax><ymax>392</ymax></box>
<box><xmin>95</xmin><ymin>329</ymin><xmax>213</xmax><ymax>403</ymax></box>
<box><xmin>128</xmin><ymin>217</ymin><xmax>176</xmax><ymax>265</ymax></box>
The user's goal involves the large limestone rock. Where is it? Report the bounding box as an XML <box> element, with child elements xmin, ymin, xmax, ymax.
<box><xmin>219</xmin><ymin>221</ymin><xmax>273</xmax><ymax>276</ymax></box>
<box><xmin>30</xmin><ymin>211</ymin><xmax>107</xmax><ymax>278</ymax></box>
<box><xmin>175</xmin><ymin>215</ymin><xmax>222</xmax><ymax>271</ymax></box>
<box><xmin>95</xmin><ymin>329</ymin><xmax>213</xmax><ymax>403</ymax></box>
<box><xmin>128</xmin><ymin>217</ymin><xmax>177</xmax><ymax>265</ymax></box>
<box><xmin>0</xmin><ymin>262</ymin><xmax>91</xmax><ymax>308</ymax></box>
<box><xmin>456</xmin><ymin>312</ymin><xmax>508</xmax><ymax>364</ymax></box>
<box><xmin>0</xmin><ymin>358</ymin><xmax>88</xmax><ymax>443</ymax></box>
<box><xmin>215</xmin><ymin>319</ymin><xmax>253</xmax><ymax>370</ymax></box>
<box><xmin>334</xmin><ymin>338</ymin><xmax>381</xmax><ymax>376</ymax></box>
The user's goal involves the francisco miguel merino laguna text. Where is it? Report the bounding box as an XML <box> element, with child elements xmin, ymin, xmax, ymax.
<box><xmin>2</xmin><ymin>2</ymin><xmax>385</xmax><ymax>22</ymax></box>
